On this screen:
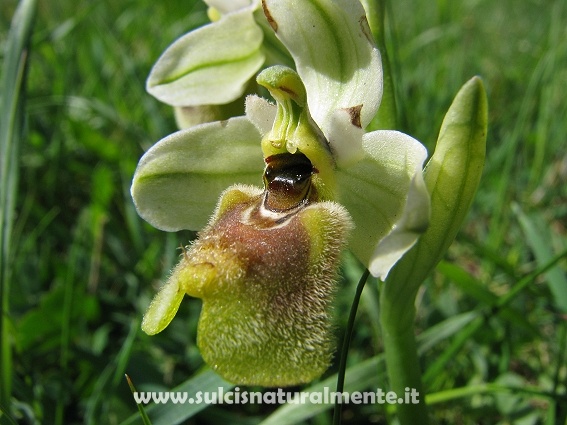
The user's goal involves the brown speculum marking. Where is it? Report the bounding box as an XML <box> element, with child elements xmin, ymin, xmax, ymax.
<box><xmin>263</xmin><ymin>153</ymin><xmax>314</xmax><ymax>212</ymax></box>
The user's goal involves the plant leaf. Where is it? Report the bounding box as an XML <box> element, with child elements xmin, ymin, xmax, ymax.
<box><xmin>120</xmin><ymin>370</ymin><xmax>234</xmax><ymax>425</ymax></box>
<box><xmin>513</xmin><ymin>204</ymin><xmax>567</xmax><ymax>313</ymax></box>
<box><xmin>385</xmin><ymin>76</ymin><xmax>488</xmax><ymax>291</ymax></box>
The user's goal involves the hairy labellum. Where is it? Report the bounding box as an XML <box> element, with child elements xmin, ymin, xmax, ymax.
<box><xmin>142</xmin><ymin>152</ymin><xmax>352</xmax><ymax>386</ymax></box>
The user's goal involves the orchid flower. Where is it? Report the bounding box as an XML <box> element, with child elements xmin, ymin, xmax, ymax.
<box><xmin>131</xmin><ymin>0</ymin><xmax>430</xmax><ymax>386</ymax></box>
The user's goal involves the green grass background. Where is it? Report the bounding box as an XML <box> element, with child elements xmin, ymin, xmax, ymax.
<box><xmin>1</xmin><ymin>0</ymin><xmax>566</xmax><ymax>424</ymax></box>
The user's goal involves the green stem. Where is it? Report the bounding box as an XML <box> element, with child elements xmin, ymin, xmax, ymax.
<box><xmin>332</xmin><ymin>268</ymin><xmax>370</xmax><ymax>425</ymax></box>
<box><xmin>379</xmin><ymin>278</ymin><xmax>429</xmax><ymax>424</ymax></box>
<box><xmin>360</xmin><ymin>0</ymin><xmax>397</xmax><ymax>130</ymax></box>
<box><xmin>377</xmin><ymin>77</ymin><xmax>487</xmax><ymax>424</ymax></box>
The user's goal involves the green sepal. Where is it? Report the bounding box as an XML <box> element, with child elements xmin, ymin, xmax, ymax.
<box><xmin>146</xmin><ymin>7</ymin><xmax>264</xmax><ymax>106</ymax></box>
<box><xmin>261</xmin><ymin>0</ymin><xmax>382</xmax><ymax>131</ymax></box>
<box><xmin>130</xmin><ymin>117</ymin><xmax>264</xmax><ymax>232</ymax></box>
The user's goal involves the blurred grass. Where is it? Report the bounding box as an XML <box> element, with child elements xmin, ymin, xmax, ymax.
<box><xmin>1</xmin><ymin>0</ymin><xmax>37</xmax><ymax>418</ymax></box>
<box><xmin>1</xmin><ymin>0</ymin><xmax>566</xmax><ymax>424</ymax></box>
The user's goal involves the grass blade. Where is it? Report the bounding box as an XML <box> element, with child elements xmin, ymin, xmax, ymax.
<box><xmin>513</xmin><ymin>203</ymin><xmax>567</xmax><ymax>313</ymax></box>
<box><xmin>0</xmin><ymin>0</ymin><xmax>38</xmax><ymax>413</ymax></box>
<box><xmin>260</xmin><ymin>355</ymin><xmax>384</xmax><ymax>425</ymax></box>
<box><xmin>261</xmin><ymin>310</ymin><xmax>480</xmax><ymax>425</ymax></box>
<box><xmin>125</xmin><ymin>375</ymin><xmax>152</xmax><ymax>425</ymax></box>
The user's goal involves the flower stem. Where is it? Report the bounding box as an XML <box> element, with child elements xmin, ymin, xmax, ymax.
<box><xmin>379</xmin><ymin>279</ymin><xmax>429</xmax><ymax>424</ymax></box>
<box><xmin>332</xmin><ymin>268</ymin><xmax>370</xmax><ymax>425</ymax></box>
<box><xmin>360</xmin><ymin>0</ymin><xmax>398</xmax><ymax>130</ymax></box>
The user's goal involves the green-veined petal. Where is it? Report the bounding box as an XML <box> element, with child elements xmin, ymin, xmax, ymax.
<box><xmin>337</xmin><ymin>130</ymin><xmax>429</xmax><ymax>279</ymax></box>
<box><xmin>261</xmin><ymin>0</ymin><xmax>382</xmax><ymax>138</ymax></box>
<box><xmin>131</xmin><ymin>117</ymin><xmax>264</xmax><ymax>231</ymax></box>
<box><xmin>147</xmin><ymin>7</ymin><xmax>265</xmax><ymax>106</ymax></box>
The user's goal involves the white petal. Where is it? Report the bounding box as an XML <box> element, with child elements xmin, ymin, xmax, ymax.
<box><xmin>368</xmin><ymin>171</ymin><xmax>430</xmax><ymax>280</ymax></box>
<box><xmin>204</xmin><ymin>0</ymin><xmax>258</xmax><ymax>15</ymax></box>
<box><xmin>245</xmin><ymin>94</ymin><xmax>277</xmax><ymax>136</ymax></box>
<box><xmin>337</xmin><ymin>130</ymin><xmax>429</xmax><ymax>278</ymax></box>
<box><xmin>327</xmin><ymin>108</ymin><xmax>365</xmax><ymax>167</ymax></box>
<box><xmin>262</xmin><ymin>0</ymin><xmax>382</xmax><ymax>134</ymax></box>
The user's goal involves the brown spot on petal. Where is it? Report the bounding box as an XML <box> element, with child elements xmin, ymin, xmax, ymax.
<box><xmin>262</xmin><ymin>0</ymin><xmax>278</xmax><ymax>32</ymax></box>
<box><xmin>346</xmin><ymin>105</ymin><xmax>363</xmax><ymax>128</ymax></box>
